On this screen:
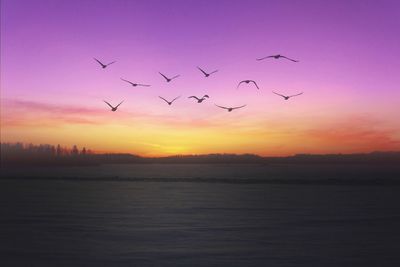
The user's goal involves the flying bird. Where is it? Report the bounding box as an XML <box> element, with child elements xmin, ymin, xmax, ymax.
<box><xmin>237</xmin><ymin>80</ymin><xmax>259</xmax><ymax>90</ymax></box>
<box><xmin>215</xmin><ymin>104</ymin><xmax>247</xmax><ymax>112</ymax></box>
<box><xmin>188</xmin><ymin>95</ymin><xmax>209</xmax><ymax>103</ymax></box>
<box><xmin>197</xmin><ymin>66</ymin><xmax>218</xmax><ymax>77</ymax></box>
<box><xmin>159</xmin><ymin>72</ymin><xmax>180</xmax><ymax>82</ymax></box>
<box><xmin>94</xmin><ymin>58</ymin><xmax>116</xmax><ymax>68</ymax></box>
<box><xmin>120</xmin><ymin>78</ymin><xmax>150</xmax><ymax>87</ymax></box>
<box><xmin>104</xmin><ymin>100</ymin><xmax>124</xmax><ymax>111</ymax></box>
<box><xmin>159</xmin><ymin>96</ymin><xmax>181</xmax><ymax>105</ymax></box>
<box><xmin>272</xmin><ymin>91</ymin><xmax>303</xmax><ymax>100</ymax></box>
<box><xmin>256</xmin><ymin>54</ymin><xmax>299</xmax><ymax>62</ymax></box>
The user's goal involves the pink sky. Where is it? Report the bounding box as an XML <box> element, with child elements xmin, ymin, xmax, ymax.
<box><xmin>1</xmin><ymin>0</ymin><xmax>400</xmax><ymax>156</ymax></box>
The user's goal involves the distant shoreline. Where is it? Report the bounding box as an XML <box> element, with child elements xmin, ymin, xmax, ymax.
<box><xmin>2</xmin><ymin>176</ymin><xmax>400</xmax><ymax>186</ymax></box>
<box><xmin>2</xmin><ymin>152</ymin><xmax>400</xmax><ymax>167</ymax></box>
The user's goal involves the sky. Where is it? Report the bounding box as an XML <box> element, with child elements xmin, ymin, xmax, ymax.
<box><xmin>1</xmin><ymin>0</ymin><xmax>400</xmax><ymax>156</ymax></box>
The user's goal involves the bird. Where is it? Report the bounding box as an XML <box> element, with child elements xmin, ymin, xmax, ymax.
<box><xmin>215</xmin><ymin>104</ymin><xmax>247</xmax><ymax>112</ymax></box>
<box><xmin>159</xmin><ymin>96</ymin><xmax>181</xmax><ymax>105</ymax></box>
<box><xmin>237</xmin><ymin>80</ymin><xmax>259</xmax><ymax>90</ymax></box>
<box><xmin>104</xmin><ymin>100</ymin><xmax>124</xmax><ymax>111</ymax></box>
<box><xmin>120</xmin><ymin>78</ymin><xmax>150</xmax><ymax>87</ymax></box>
<box><xmin>197</xmin><ymin>66</ymin><xmax>218</xmax><ymax>77</ymax></box>
<box><xmin>188</xmin><ymin>95</ymin><xmax>209</xmax><ymax>103</ymax></box>
<box><xmin>256</xmin><ymin>54</ymin><xmax>299</xmax><ymax>62</ymax></box>
<box><xmin>272</xmin><ymin>91</ymin><xmax>303</xmax><ymax>100</ymax></box>
<box><xmin>159</xmin><ymin>72</ymin><xmax>180</xmax><ymax>82</ymax></box>
<box><xmin>94</xmin><ymin>58</ymin><xmax>116</xmax><ymax>68</ymax></box>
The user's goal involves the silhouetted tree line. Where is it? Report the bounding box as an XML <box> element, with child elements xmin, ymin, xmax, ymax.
<box><xmin>1</xmin><ymin>142</ymin><xmax>399</xmax><ymax>166</ymax></box>
<box><xmin>0</xmin><ymin>142</ymin><xmax>141</xmax><ymax>166</ymax></box>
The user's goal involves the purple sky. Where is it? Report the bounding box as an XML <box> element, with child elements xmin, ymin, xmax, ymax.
<box><xmin>1</xmin><ymin>0</ymin><xmax>400</xmax><ymax>155</ymax></box>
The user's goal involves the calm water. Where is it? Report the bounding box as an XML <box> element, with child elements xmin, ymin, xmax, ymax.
<box><xmin>1</xmin><ymin>164</ymin><xmax>400</xmax><ymax>266</ymax></box>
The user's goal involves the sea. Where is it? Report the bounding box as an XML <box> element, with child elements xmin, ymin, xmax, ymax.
<box><xmin>1</xmin><ymin>163</ymin><xmax>400</xmax><ymax>266</ymax></box>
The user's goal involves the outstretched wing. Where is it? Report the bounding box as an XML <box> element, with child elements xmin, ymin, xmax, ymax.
<box><xmin>289</xmin><ymin>92</ymin><xmax>303</xmax><ymax>98</ymax></box>
<box><xmin>138</xmin><ymin>84</ymin><xmax>151</xmax><ymax>87</ymax></box>
<box><xmin>250</xmin><ymin>80</ymin><xmax>260</xmax><ymax>89</ymax></box>
<box><xmin>171</xmin><ymin>96</ymin><xmax>181</xmax><ymax>102</ymax></box>
<box><xmin>281</xmin><ymin>56</ymin><xmax>299</xmax><ymax>62</ymax></box>
<box><xmin>159</xmin><ymin>72</ymin><xmax>169</xmax><ymax>81</ymax></box>
<box><xmin>159</xmin><ymin>96</ymin><xmax>169</xmax><ymax>103</ymax></box>
<box><xmin>188</xmin><ymin>96</ymin><xmax>200</xmax><ymax>100</ymax></box>
<box><xmin>232</xmin><ymin>105</ymin><xmax>247</xmax><ymax>110</ymax></box>
<box><xmin>209</xmin><ymin>70</ymin><xmax>218</xmax><ymax>75</ymax></box>
<box><xmin>121</xmin><ymin>78</ymin><xmax>134</xmax><ymax>85</ymax></box>
<box><xmin>197</xmin><ymin>66</ymin><xmax>208</xmax><ymax>76</ymax></box>
<box><xmin>171</xmin><ymin>75</ymin><xmax>180</xmax><ymax>80</ymax></box>
<box><xmin>94</xmin><ymin>58</ymin><xmax>105</xmax><ymax>67</ymax></box>
<box><xmin>115</xmin><ymin>100</ymin><xmax>124</xmax><ymax>108</ymax></box>
<box><xmin>256</xmin><ymin>55</ymin><xmax>274</xmax><ymax>61</ymax></box>
<box><xmin>272</xmin><ymin>91</ymin><xmax>286</xmax><ymax>98</ymax></box>
<box><xmin>237</xmin><ymin>80</ymin><xmax>246</xmax><ymax>89</ymax></box>
<box><xmin>215</xmin><ymin>104</ymin><xmax>229</xmax><ymax>110</ymax></box>
<box><xmin>106</xmin><ymin>61</ymin><xmax>116</xmax><ymax>66</ymax></box>
<box><xmin>103</xmin><ymin>100</ymin><xmax>114</xmax><ymax>109</ymax></box>
<box><xmin>203</xmin><ymin>95</ymin><xmax>210</xmax><ymax>98</ymax></box>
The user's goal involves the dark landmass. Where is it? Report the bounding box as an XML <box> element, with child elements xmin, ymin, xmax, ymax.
<box><xmin>2</xmin><ymin>176</ymin><xmax>400</xmax><ymax>186</ymax></box>
<box><xmin>1</xmin><ymin>142</ymin><xmax>399</xmax><ymax>167</ymax></box>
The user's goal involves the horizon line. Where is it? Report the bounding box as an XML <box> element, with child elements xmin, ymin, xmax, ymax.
<box><xmin>1</xmin><ymin>141</ymin><xmax>399</xmax><ymax>159</ymax></box>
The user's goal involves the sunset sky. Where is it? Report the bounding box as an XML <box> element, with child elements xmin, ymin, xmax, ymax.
<box><xmin>1</xmin><ymin>0</ymin><xmax>400</xmax><ymax>156</ymax></box>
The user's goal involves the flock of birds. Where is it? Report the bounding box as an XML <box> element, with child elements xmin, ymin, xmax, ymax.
<box><xmin>95</xmin><ymin>54</ymin><xmax>303</xmax><ymax>112</ymax></box>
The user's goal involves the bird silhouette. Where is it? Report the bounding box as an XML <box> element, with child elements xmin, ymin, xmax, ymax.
<box><xmin>197</xmin><ymin>66</ymin><xmax>218</xmax><ymax>77</ymax></box>
<box><xmin>104</xmin><ymin>100</ymin><xmax>124</xmax><ymax>111</ymax></box>
<box><xmin>256</xmin><ymin>54</ymin><xmax>299</xmax><ymax>62</ymax></box>
<box><xmin>215</xmin><ymin>104</ymin><xmax>247</xmax><ymax>112</ymax></box>
<box><xmin>188</xmin><ymin>95</ymin><xmax>209</xmax><ymax>103</ymax></box>
<box><xmin>159</xmin><ymin>72</ymin><xmax>180</xmax><ymax>82</ymax></box>
<box><xmin>237</xmin><ymin>80</ymin><xmax>259</xmax><ymax>90</ymax></box>
<box><xmin>94</xmin><ymin>58</ymin><xmax>116</xmax><ymax>68</ymax></box>
<box><xmin>272</xmin><ymin>91</ymin><xmax>303</xmax><ymax>100</ymax></box>
<box><xmin>159</xmin><ymin>96</ymin><xmax>181</xmax><ymax>105</ymax></box>
<box><xmin>120</xmin><ymin>78</ymin><xmax>150</xmax><ymax>87</ymax></box>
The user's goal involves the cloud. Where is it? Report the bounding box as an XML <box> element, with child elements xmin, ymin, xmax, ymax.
<box><xmin>0</xmin><ymin>98</ymin><xmax>222</xmax><ymax>129</ymax></box>
<box><xmin>5</xmin><ymin>99</ymin><xmax>104</xmax><ymax>115</ymax></box>
<box><xmin>305</xmin><ymin>115</ymin><xmax>400</xmax><ymax>152</ymax></box>
<box><xmin>1</xmin><ymin>99</ymin><xmax>106</xmax><ymax>127</ymax></box>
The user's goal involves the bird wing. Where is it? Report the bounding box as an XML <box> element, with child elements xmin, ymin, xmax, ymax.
<box><xmin>209</xmin><ymin>70</ymin><xmax>218</xmax><ymax>75</ymax></box>
<box><xmin>272</xmin><ymin>91</ymin><xmax>286</xmax><ymax>98</ymax></box>
<box><xmin>106</xmin><ymin>61</ymin><xmax>116</xmax><ymax>66</ymax></box>
<box><xmin>215</xmin><ymin>104</ymin><xmax>229</xmax><ymax>110</ymax></box>
<box><xmin>121</xmin><ymin>78</ymin><xmax>134</xmax><ymax>85</ymax></box>
<box><xmin>171</xmin><ymin>96</ymin><xmax>181</xmax><ymax>102</ymax></box>
<box><xmin>115</xmin><ymin>100</ymin><xmax>124</xmax><ymax>108</ymax></box>
<box><xmin>256</xmin><ymin>55</ymin><xmax>273</xmax><ymax>61</ymax></box>
<box><xmin>171</xmin><ymin>75</ymin><xmax>180</xmax><ymax>80</ymax></box>
<box><xmin>138</xmin><ymin>84</ymin><xmax>151</xmax><ymax>87</ymax></box>
<box><xmin>159</xmin><ymin>72</ymin><xmax>169</xmax><ymax>81</ymax></box>
<box><xmin>281</xmin><ymin>56</ymin><xmax>299</xmax><ymax>62</ymax></box>
<box><xmin>250</xmin><ymin>80</ymin><xmax>260</xmax><ymax>89</ymax></box>
<box><xmin>203</xmin><ymin>95</ymin><xmax>210</xmax><ymax>98</ymax></box>
<box><xmin>188</xmin><ymin>96</ymin><xmax>200</xmax><ymax>100</ymax></box>
<box><xmin>159</xmin><ymin>96</ymin><xmax>169</xmax><ymax>103</ymax></box>
<box><xmin>237</xmin><ymin>80</ymin><xmax>246</xmax><ymax>89</ymax></box>
<box><xmin>197</xmin><ymin>66</ymin><xmax>208</xmax><ymax>76</ymax></box>
<box><xmin>94</xmin><ymin>58</ymin><xmax>105</xmax><ymax>67</ymax></box>
<box><xmin>232</xmin><ymin>105</ymin><xmax>247</xmax><ymax>110</ymax></box>
<box><xmin>289</xmin><ymin>92</ymin><xmax>303</xmax><ymax>98</ymax></box>
<box><xmin>103</xmin><ymin>100</ymin><xmax>114</xmax><ymax>109</ymax></box>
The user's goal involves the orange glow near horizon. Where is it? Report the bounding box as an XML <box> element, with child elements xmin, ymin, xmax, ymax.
<box><xmin>1</xmin><ymin>99</ymin><xmax>399</xmax><ymax>157</ymax></box>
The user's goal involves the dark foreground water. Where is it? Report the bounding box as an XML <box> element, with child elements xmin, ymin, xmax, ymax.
<box><xmin>1</xmin><ymin>164</ymin><xmax>400</xmax><ymax>266</ymax></box>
